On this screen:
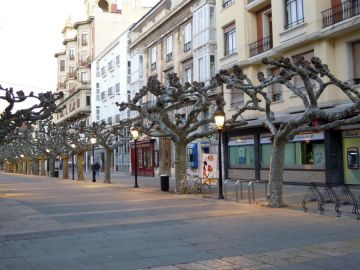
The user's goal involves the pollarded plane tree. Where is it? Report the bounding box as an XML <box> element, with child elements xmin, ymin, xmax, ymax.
<box><xmin>80</xmin><ymin>121</ymin><xmax>131</xmax><ymax>183</ymax></box>
<box><xmin>217</xmin><ymin>57</ymin><xmax>360</xmax><ymax>207</ymax></box>
<box><xmin>0</xmin><ymin>84</ymin><xmax>63</xmax><ymax>143</ymax></box>
<box><xmin>117</xmin><ymin>73</ymin><xmax>257</xmax><ymax>192</ymax></box>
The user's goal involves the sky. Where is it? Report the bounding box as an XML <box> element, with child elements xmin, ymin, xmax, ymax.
<box><xmin>0</xmin><ymin>0</ymin><xmax>84</xmax><ymax>96</ymax></box>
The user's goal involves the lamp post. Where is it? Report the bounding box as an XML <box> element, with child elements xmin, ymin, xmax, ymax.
<box><xmin>130</xmin><ymin>127</ymin><xmax>139</xmax><ymax>188</ymax></box>
<box><xmin>45</xmin><ymin>148</ymin><xmax>50</xmax><ymax>176</ymax></box>
<box><xmin>20</xmin><ymin>154</ymin><xmax>26</xmax><ymax>174</ymax></box>
<box><xmin>90</xmin><ymin>137</ymin><xmax>97</xmax><ymax>182</ymax></box>
<box><xmin>214</xmin><ymin>109</ymin><xmax>226</xmax><ymax>199</ymax></box>
<box><xmin>70</xmin><ymin>143</ymin><xmax>76</xmax><ymax>180</ymax></box>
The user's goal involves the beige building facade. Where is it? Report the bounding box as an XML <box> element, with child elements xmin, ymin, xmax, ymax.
<box><xmin>216</xmin><ymin>0</ymin><xmax>360</xmax><ymax>184</ymax></box>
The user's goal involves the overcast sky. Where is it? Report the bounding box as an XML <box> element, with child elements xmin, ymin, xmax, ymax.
<box><xmin>0</xmin><ymin>0</ymin><xmax>84</xmax><ymax>95</ymax></box>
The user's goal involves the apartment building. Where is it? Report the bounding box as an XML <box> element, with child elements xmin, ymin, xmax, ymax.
<box><xmin>91</xmin><ymin>30</ymin><xmax>132</xmax><ymax>172</ymax></box>
<box><xmin>129</xmin><ymin>0</ymin><xmax>217</xmax><ymax>177</ymax></box>
<box><xmin>54</xmin><ymin>0</ymin><xmax>156</xmax><ymax>125</ymax></box>
<box><xmin>216</xmin><ymin>0</ymin><xmax>360</xmax><ymax>184</ymax></box>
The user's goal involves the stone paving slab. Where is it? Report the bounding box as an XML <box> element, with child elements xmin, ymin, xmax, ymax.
<box><xmin>1</xmin><ymin>172</ymin><xmax>360</xmax><ymax>270</ymax></box>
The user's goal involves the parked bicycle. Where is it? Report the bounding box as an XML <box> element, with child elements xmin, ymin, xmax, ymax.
<box><xmin>179</xmin><ymin>173</ymin><xmax>210</xmax><ymax>194</ymax></box>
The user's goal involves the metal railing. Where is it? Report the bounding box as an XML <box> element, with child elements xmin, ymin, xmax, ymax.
<box><xmin>284</xmin><ymin>17</ymin><xmax>304</xmax><ymax>30</ymax></box>
<box><xmin>322</xmin><ymin>0</ymin><xmax>360</xmax><ymax>28</ymax></box>
<box><xmin>223</xmin><ymin>0</ymin><xmax>234</xmax><ymax>8</ymax></box>
<box><xmin>249</xmin><ymin>35</ymin><xmax>273</xmax><ymax>57</ymax></box>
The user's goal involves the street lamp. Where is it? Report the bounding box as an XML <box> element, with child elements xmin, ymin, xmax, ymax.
<box><xmin>70</xmin><ymin>143</ymin><xmax>76</xmax><ymax>180</ymax></box>
<box><xmin>90</xmin><ymin>137</ymin><xmax>97</xmax><ymax>182</ymax></box>
<box><xmin>130</xmin><ymin>127</ymin><xmax>139</xmax><ymax>188</ymax></box>
<box><xmin>214</xmin><ymin>109</ymin><xmax>226</xmax><ymax>199</ymax></box>
<box><xmin>20</xmin><ymin>154</ymin><xmax>26</xmax><ymax>174</ymax></box>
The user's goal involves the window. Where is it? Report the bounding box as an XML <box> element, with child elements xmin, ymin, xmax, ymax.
<box><xmin>224</xmin><ymin>23</ymin><xmax>236</xmax><ymax>56</ymax></box>
<box><xmin>352</xmin><ymin>41</ymin><xmax>360</xmax><ymax>85</ymax></box>
<box><xmin>116</xmin><ymin>55</ymin><xmax>120</xmax><ymax>65</ymax></box>
<box><xmin>183</xmin><ymin>66</ymin><xmax>192</xmax><ymax>83</ymax></box>
<box><xmin>101</xmin><ymin>91</ymin><xmax>106</xmax><ymax>100</ymax></box>
<box><xmin>69</xmin><ymin>48</ymin><xmax>75</xmax><ymax>60</ymax></box>
<box><xmin>127</xmin><ymin>61</ymin><xmax>131</xmax><ymax>83</ymax></box>
<box><xmin>81</xmin><ymin>32</ymin><xmax>88</xmax><ymax>46</ymax></box>
<box><xmin>292</xmin><ymin>50</ymin><xmax>314</xmax><ymax>90</ymax></box>
<box><xmin>96</xmin><ymin>83</ymin><xmax>100</xmax><ymax>101</ymax></box>
<box><xmin>184</xmin><ymin>22</ymin><xmax>192</xmax><ymax>52</ymax></box>
<box><xmin>198</xmin><ymin>57</ymin><xmax>204</xmax><ymax>82</ymax></box>
<box><xmin>285</xmin><ymin>0</ymin><xmax>304</xmax><ymax>30</ymax></box>
<box><xmin>86</xmin><ymin>96</ymin><xmax>91</xmax><ymax>106</ymax></box>
<box><xmin>223</xmin><ymin>0</ymin><xmax>234</xmax><ymax>8</ymax></box>
<box><xmin>228</xmin><ymin>136</ymin><xmax>255</xmax><ymax>168</ymax></box>
<box><xmin>108</xmin><ymin>60</ymin><xmax>114</xmax><ymax>71</ymax></box>
<box><xmin>101</xmin><ymin>66</ymin><xmax>106</xmax><ymax>77</ymax></box>
<box><xmin>166</xmin><ymin>35</ymin><xmax>173</xmax><ymax>62</ymax></box>
<box><xmin>80</xmin><ymin>51</ymin><xmax>88</xmax><ymax>65</ymax></box>
<box><xmin>115</xmin><ymin>83</ymin><xmax>120</xmax><ymax>93</ymax></box>
<box><xmin>96</xmin><ymin>106</ymin><xmax>100</xmax><ymax>121</ymax></box>
<box><xmin>210</xmin><ymin>55</ymin><xmax>215</xmax><ymax>78</ymax></box>
<box><xmin>108</xmin><ymin>117</ymin><xmax>113</xmax><ymax>125</ymax></box>
<box><xmin>139</xmin><ymin>55</ymin><xmax>144</xmax><ymax>78</ymax></box>
<box><xmin>80</xmin><ymin>72</ymin><xmax>88</xmax><ymax>83</ymax></box>
<box><xmin>96</xmin><ymin>62</ymin><xmax>100</xmax><ymax>77</ymax></box>
<box><xmin>151</xmin><ymin>46</ymin><xmax>157</xmax><ymax>70</ymax></box>
<box><xmin>108</xmin><ymin>86</ymin><xmax>113</xmax><ymax>96</ymax></box>
<box><xmin>59</xmin><ymin>60</ymin><xmax>65</xmax><ymax>72</ymax></box>
<box><xmin>231</xmin><ymin>89</ymin><xmax>244</xmax><ymax>108</ymax></box>
<box><xmin>269</xmin><ymin>68</ymin><xmax>282</xmax><ymax>102</ymax></box>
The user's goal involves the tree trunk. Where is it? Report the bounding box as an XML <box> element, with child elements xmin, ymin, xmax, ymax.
<box><xmin>48</xmin><ymin>156</ymin><xmax>55</xmax><ymax>177</ymax></box>
<box><xmin>34</xmin><ymin>159</ymin><xmax>39</xmax><ymax>175</ymax></box>
<box><xmin>63</xmin><ymin>156</ymin><xmax>69</xmax><ymax>179</ymax></box>
<box><xmin>104</xmin><ymin>148</ymin><xmax>112</xmax><ymax>183</ymax></box>
<box><xmin>16</xmin><ymin>161</ymin><xmax>21</xmax><ymax>174</ymax></box>
<box><xmin>40</xmin><ymin>158</ymin><xmax>46</xmax><ymax>176</ymax></box>
<box><xmin>174</xmin><ymin>142</ymin><xmax>187</xmax><ymax>194</ymax></box>
<box><xmin>77</xmin><ymin>151</ymin><xmax>84</xmax><ymax>181</ymax></box>
<box><xmin>268</xmin><ymin>137</ymin><xmax>287</xmax><ymax>207</ymax></box>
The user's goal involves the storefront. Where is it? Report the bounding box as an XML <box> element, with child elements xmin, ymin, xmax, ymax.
<box><xmin>226</xmin><ymin>129</ymin><xmax>327</xmax><ymax>183</ymax></box>
<box><xmin>130</xmin><ymin>139</ymin><xmax>155</xmax><ymax>177</ymax></box>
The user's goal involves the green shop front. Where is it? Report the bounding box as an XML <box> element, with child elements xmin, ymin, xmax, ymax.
<box><xmin>225</xmin><ymin>128</ymin><xmax>344</xmax><ymax>185</ymax></box>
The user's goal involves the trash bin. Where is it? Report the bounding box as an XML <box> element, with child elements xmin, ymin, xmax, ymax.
<box><xmin>160</xmin><ymin>175</ymin><xmax>169</xmax><ymax>191</ymax></box>
<box><xmin>51</xmin><ymin>170</ymin><xmax>59</xmax><ymax>178</ymax></box>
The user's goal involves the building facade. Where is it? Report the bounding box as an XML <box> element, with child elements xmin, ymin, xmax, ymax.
<box><xmin>216</xmin><ymin>0</ymin><xmax>360</xmax><ymax>184</ymax></box>
<box><xmin>129</xmin><ymin>0</ymin><xmax>218</xmax><ymax>177</ymax></box>
<box><xmin>91</xmin><ymin>30</ymin><xmax>132</xmax><ymax>172</ymax></box>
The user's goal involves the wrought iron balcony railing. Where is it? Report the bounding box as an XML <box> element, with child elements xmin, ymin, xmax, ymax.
<box><xmin>249</xmin><ymin>35</ymin><xmax>273</xmax><ymax>57</ymax></box>
<box><xmin>322</xmin><ymin>0</ymin><xmax>360</xmax><ymax>28</ymax></box>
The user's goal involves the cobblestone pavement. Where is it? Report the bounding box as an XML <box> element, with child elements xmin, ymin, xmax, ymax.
<box><xmin>0</xmin><ymin>172</ymin><xmax>359</xmax><ymax>270</ymax></box>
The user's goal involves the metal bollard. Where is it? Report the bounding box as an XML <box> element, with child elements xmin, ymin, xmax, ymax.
<box><xmin>248</xmin><ymin>182</ymin><xmax>252</xmax><ymax>204</ymax></box>
<box><xmin>224</xmin><ymin>179</ymin><xmax>229</xmax><ymax>199</ymax></box>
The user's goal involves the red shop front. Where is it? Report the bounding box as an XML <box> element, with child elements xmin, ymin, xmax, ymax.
<box><xmin>130</xmin><ymin>139</ymin><xmax>155</xmax><ymax>177</ymax></box>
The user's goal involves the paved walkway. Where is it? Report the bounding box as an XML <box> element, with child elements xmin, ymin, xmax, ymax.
<box><xmin>0</xmin><ymin>172</ymin><xmax>359</xmax><ymax>270</ymax></box>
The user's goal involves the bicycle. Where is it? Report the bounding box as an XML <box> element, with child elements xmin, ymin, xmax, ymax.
<box><xmin>179</xmin><ymin>173</ymin><xmax>210</xmax><ymax>194</ymax></box>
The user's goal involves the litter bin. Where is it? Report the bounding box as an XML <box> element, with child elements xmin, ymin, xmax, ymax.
<box><xmin>51</xmin><ymin>170</ymin><xmax>59</xmax><ymax>178</ymax></box>
<box><xmin>160</xmin><ymin>175</ymin><xmax>169</xmax><ymax>191</ymax></box>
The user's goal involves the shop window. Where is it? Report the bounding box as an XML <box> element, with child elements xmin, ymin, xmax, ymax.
<box><xmin>229</xmin><ymin>145</ymin><xmax>254</xmax><ymax>167</ymax></box>
<box><xmin>187</xmin><ymin>144</ymin><xmax>198</xmax><ymax>168</ymax></box>
<box><xmin>301</xmin><ymin>141</ymin><xmax>324</xmax><ymax>165</ymax></box>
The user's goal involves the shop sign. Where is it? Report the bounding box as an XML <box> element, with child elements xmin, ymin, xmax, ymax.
<box><xmin>229</xmin><ymin>138</ymin><xmax>254</xmax><ymax>146</ymax></box>
<box><xmin>343</xmin><ymin>130</ymin><xmax>360</xmax><ymax>138</ymax></box>
<box><xmin>290</xmin><ymin>132</ymin><xmax>324</xmax><ymax>142</ymax></box>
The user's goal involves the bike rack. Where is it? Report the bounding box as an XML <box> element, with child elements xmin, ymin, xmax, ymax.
<box><xmin>224</xmin><ymin>179</ymin><xmax>241</xmax><ymax>201</ymax></box>
<box><xmin>248</xmin><ymin>180</ymin><xmax>269</xmax><ymax>204</ymax></box>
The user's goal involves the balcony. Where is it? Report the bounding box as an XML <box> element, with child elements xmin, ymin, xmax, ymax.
<box><xmin>322</xmin><ymin>0</ymin><xmax>360</xmax><ymax>28</ymax></box>
<box><xmin>249</xmin><ymin>35</ymin><xmax>273</xmax><ymax>57</ymax></box>
<box><xmin>223</xmin><ymin>0</ymin><xmax>234</xmax><ymax>8</ymax></box>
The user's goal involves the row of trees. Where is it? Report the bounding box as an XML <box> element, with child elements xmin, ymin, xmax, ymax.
<box><xmin>2</xmin><ymin>56</ymin><xmax>360</xmax><ymax>207</ymax></box>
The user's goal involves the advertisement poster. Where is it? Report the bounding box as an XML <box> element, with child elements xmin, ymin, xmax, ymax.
<box><xmin>202</xmin><ymin>154</ymin><xmax>218</xmax><ymax>178</ymax></box>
